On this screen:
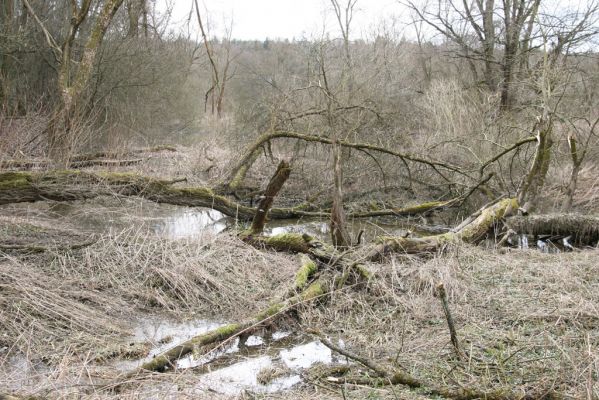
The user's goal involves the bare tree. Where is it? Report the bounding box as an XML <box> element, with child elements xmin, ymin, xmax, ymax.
<box><xmin>404</xmin><ymin>0</ymin><xmax>540</xmax><ymax>108</ymax></box>
<box><xmin>23</xmin><ymin>0</ymin><xmax>126</xmax><ymax>161</ymax></box>
<box><xmin>193</xmin><ymin>0</ymin><xmax>236</xmax><ymax>119</ymax></box>
<box><xmin>126</xmin><ymin>0</ymin><xmax>149</xmax><ymax>38</ymax></box>
<box><xmin>329</xmin><ymin>0</ymin><xmax>358</xmax><ymax>71</ymax></box>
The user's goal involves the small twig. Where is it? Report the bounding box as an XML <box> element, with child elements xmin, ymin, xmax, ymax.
<box><xmin>163</xmin><ymin>177</ymin><xmax>188</xmax><ymax>185</ymax></box>
<box><xmin>437</xmin><ymin>283</ymin><xmax>464</xmax><ymax>360</ymax></box>
<box><xmin>308</xmin><ymin>329</ymin><xmax>388</xmax><ymax>377</ymax></box>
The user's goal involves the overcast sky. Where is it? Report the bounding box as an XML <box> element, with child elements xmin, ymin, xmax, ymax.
<box><xmin>160</xmin><ymin>0</ymin><xmax>596</xmax><ymax>44</ymax></box>
<box><xmin>162</xmin><ymin>0</ymin><xmax>406</xmax><ymax>41</ymax></box>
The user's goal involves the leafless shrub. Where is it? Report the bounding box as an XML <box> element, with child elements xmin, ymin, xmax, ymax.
<box><xmin>0</xmin><ymin>107</ymin><xmax>49</xmax><ymax>158</ymax></box>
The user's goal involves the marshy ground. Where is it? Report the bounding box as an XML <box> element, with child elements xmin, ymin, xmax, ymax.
<box><xmin>0</xmin><ymin>145</ymin><xmax>597</xmax><ymax>399</ymax></box>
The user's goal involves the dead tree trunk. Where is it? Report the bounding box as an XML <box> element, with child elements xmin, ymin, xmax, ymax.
<box><xmin>517</xmin><ymin>116</ymin><xmax>553</xmax><ymax>213</ymax></box>
<box><xmin>370</xmin><ymin>198</ymin><xmax>519</xmax><ymax>258</ymax></box>
<box><xmin>250</xmin><ymin>160</ymin><xmax>291</xmax><ymax>235</ymax></box>
<box><xmin>563</xmin><ymin>133</ymin><xmax>581</xmax><ymax>211</ymax></box>
<box><xmin>23</xmin><ymin>0</ymin><xmax>125</xmax><ymax>163</ymax></box>
<box><xmin>330</xmin><ymin>140</ymin><xmax>351</xmax><ymax>248</ymax></box>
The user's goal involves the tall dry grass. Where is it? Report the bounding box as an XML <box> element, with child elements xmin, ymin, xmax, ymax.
<box><xmin>0</xmin><ymin>228</ymin><xmax>298</xmax><ymax>397</ymax></box>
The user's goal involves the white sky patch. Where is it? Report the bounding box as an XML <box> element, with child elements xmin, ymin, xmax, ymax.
<box><xmin>157</xmin><ymin>0</ymin><xmax>598</xmax><ymax>49</ymax></box>
<box><xmin>159</xmin><ymin>0</ymin><xmax>408</xmax><ymax>40</ymax></box>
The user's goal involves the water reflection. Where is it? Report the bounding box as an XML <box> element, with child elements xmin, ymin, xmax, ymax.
<box><xmin>193</xmin><ymin>356</ymin><xmax>302</xmax><ymax>395</ymax></box>
<box><xmin>3</xmin><ymin>198</ymin><xmax>231</xmax><ymax>240</ymax></box>
<box><xmin>0</xmin><ymin>197</ymin><xmax>430</xmax><ymax>243</ymax></box>
<box><xmin>153</xmin><ymin>209</ymin><xmax>228</xmax><ymax>238</ymax></box>
<box><xmin>115</xmin><ymin>316</ymin><xmax>347</xmax><ymax>396</ymax></box>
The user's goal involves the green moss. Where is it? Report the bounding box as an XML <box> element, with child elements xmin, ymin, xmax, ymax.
<box><xmin>294</xmin><ymin>255</ymin><xmax>317</xmax><ymax>289</ymax></box>
<box><xmin>181</xmin><ymin>187</ymin><xmax>215</xmax><ymax>197</ymax></box>
<box><xmin>368</xmin><ymin>201</ymin><xmax>381</xmax><ymax>211</ymax></box>
<box><xmin>213</xmin><ymin>323</ymin><xmax>241</xmax><ymax>337</ymax></box>
<box><xmin>265</xmin><ymin>233</ymin><xmax>311</xmax><ymax>252</ymax></box>
<box><xmin>0</xmin><ymin>171</ymin><xmax>30</xmax><ymax>189</ymax></box>
<box><xmin>375</xmin><ymin>235</ymin><xmax>397</xmax><ymax>244</ymax></box>
<box><xmin>458</xmin><ymin>198</ymin><xmax>518</xmax><ymax>242</ymax></box>
<box><xmin>192</xmin><ymin>323</ymin><xmax>242</xmax><ymax>346</ymax></box>
<box><xmin>301</xmin><ymin>281</ymin><xmax>324</xmax><ymax>301</ymax></box>
<box><xmin>256</xmin><ymin>302</ymin><xmax>284</xmax><ymax>320</ymax></box>
<box><xmin>97</xmin><ymin>171</ymin><xmax>139</xmax><ymax>180</ymax></box>
<box><xmin>352</xmin><ymin>264</ymin><xmax>372</xmax><ymax>280</ymax></box>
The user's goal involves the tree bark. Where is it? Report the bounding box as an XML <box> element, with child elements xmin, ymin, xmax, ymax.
<box><xmin>250</xmin><ymin>160</ymin><xmax>291</xmax><ymax>235</ymax></box>
<box><xmin>506</xmin><ymin>214</ymin><xmax>599</xmax><ymax>246</ymax></box>
<box><xmin>330</xmin><ymin>141</ymin><xmax>351</xmax><ymax>248</ymax></box>
<box><xmin>49</xmin><ymin>0</ymin><xmax>124</xmax><ymax>162</ymax></box>
<box><xmin>224</xmin><ymin>130</ymin><xmax>468</xmax><ymax>192</ymax></box>
<box><xmin>517</xmin><ymin>116</ymin><xmax>553</xmax><ymax>212</ymax></box>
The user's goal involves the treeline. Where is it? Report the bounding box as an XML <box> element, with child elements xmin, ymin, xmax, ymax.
<box><xmin>1</xmin><ymin>0</ymin><xmax>598</xmax><ymax>212</ymax></box>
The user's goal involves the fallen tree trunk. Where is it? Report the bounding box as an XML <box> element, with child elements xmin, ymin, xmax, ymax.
<box><xmin>71</xmin><ymin>145</ymin><xmax>177</xmax><ymax>161</ymax></box>
<box><xmin>1</xmin><ymin>146</ymin><xmax>176</xmax><ymax>170</ymax></box>
<box><xmin>506</xmin><ymin>214</ymin><xmax>599</xmax><ymax>245</ymax></box>
<box><xmin>0</xmin><ymin>171</ymin><xmax>458</xmax><ymax>221</ymax></box>
<box><xmin>370</xmin><ymin>198</ymin><xmax>518</xmax><ymax>257</ymax></box>
<box><xmin>0</xmin><ymin>158</ymin><xmax>144</xmax><ymax>169</ymax></box>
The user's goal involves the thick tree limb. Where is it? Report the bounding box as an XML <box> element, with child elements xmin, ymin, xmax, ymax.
<box><xmin>370</xmin><ymin>198</ymin><xmax>518</xmax><ymax>258</ymax></box>
<box><xmin>250</xmin><ymin>160</ymin><xmax>291</xmax><ymax>234</ymax></box>
<box><xmin>0</xmin><ymin>159</ymin><xmax>144</xmax><ymax>169</ymax></box>
<box><xmin>1</xmin><ymin>146</ymin><xmax>176</xmax><ymax>170</ymax></box>
<box><xmin>224</xmin><ymin>130</ymin><xmax>472</xmax><ymax>191</ymax></box>
<box><xmin>0</xmin><ymin>171</ymin><xmax>460</xmax><ymax>221</ymax></box>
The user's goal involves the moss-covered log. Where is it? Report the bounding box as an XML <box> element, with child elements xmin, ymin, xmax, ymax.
<box><xmin>130</xmin><ymin>278</ymin><xmax>326</xmax><ymax>374</ymax></box>
<box><xmin>0</xmin><ymin>146</ymin><xmax>175</xmax><ymax>170</ymax></box>
<box><xmin>0</xmin><ymin>170</ymin><xmax>455</xmax><ymax>221</ymax></box>
<box><xmin>0</xmin><ymin>170</ymin><xmax>304</xmax><ymax>220</ymax></box>
<box><xmin>0</xmin><ymin>158</ymin><xmax>144</xmax><ymax>169</ymax></box>
<box><xmin>71</xmin><ymin>145</ymin><xmax>177</xmax><ymax>161</ymax></box>
<box><xmin>371</xmin><ymin>198</ymin><xmax>518</xmax><ymax>257</ymax></box>
<box><xmin>294</xmin><ymin>254</ymin><xmax>318</xmax><ymax>290</ymax></box>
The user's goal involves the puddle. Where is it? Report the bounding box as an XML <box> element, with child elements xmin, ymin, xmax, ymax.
<box><xmin>280</xmin><ymin>340</ymin><xmax>333</xmax><ymax>368</ymax></box>
<box><xmin>153</xmin><ymin>208</ymin><xmax>228</xmax><ymax>238</ymax></box>
<box><xmin>187</xmin><ymin>337</ymin><xmax>345</xmax><ymax>395</ymax></box>
<box><xmin>193</xmin><ymin>356</ymin><xmax>301</xmax><ymax>395</ymax></box>
<box><xmin>506</xmin><ymin>233</ymin><xmax>574</xmax><ymax>253</ymax></box>
<box><xmin>0</xmin><ymin>198</ymin><xmax>231</xmax><ymax>240</ymax></box>
<box><xmin>114</xmin><ymin>317</ymin><xmax>225</xmax><ymax>370</ymax></box>
<box><xmin>116</xmin><ymin>317</ymin><xmax>347</xmax><ymax>395</ymax></box>
<box><xmin>0</xmin><ymin>352</ymin><xmax>50</xmax><ymax>392</ymax></box>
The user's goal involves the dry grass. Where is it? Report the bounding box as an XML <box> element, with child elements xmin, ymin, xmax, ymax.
<box><xmin>299</xmin><ymin>245</ymin><xmax>599</xmax><ymax>399</ymax></box>
<box><xmin>1</xmin><ymin>231</ymin><xmax>598</xmax><ymax>399</ymax></box>
<box><xmin>0</xmin><ymin>226</ymin><xmax>299</xmax><ymax>397</ymax></box>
